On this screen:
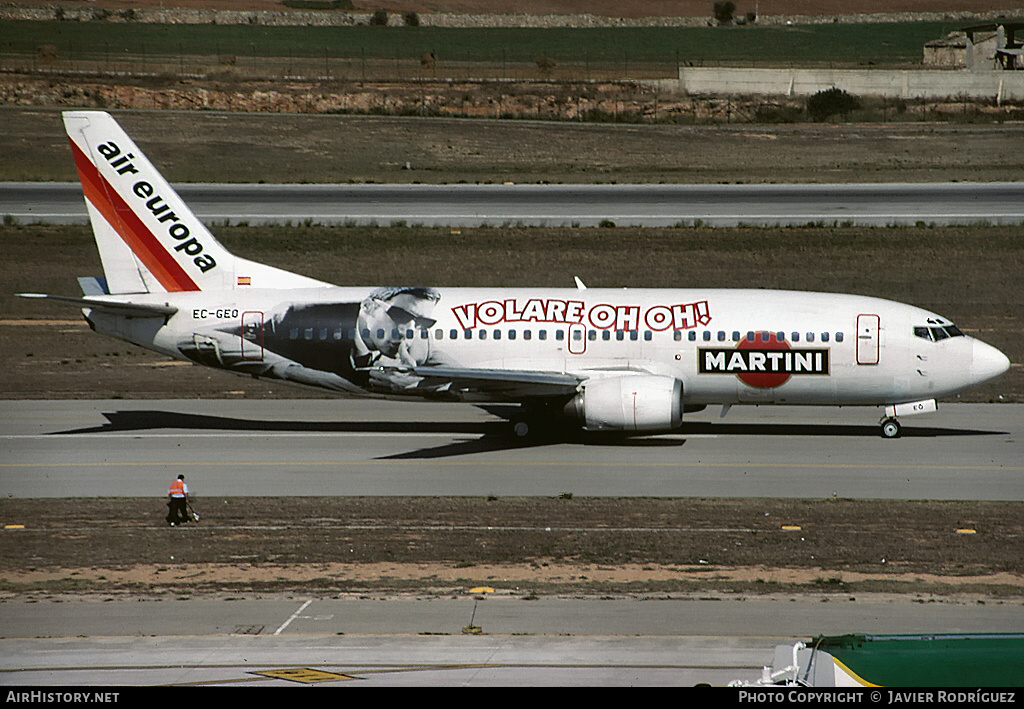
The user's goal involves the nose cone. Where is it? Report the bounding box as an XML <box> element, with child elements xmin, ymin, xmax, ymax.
<box><xmin>971</xmin><ymin>339</ymin><xmax>1011</xmax><ymax>386</ymax></box>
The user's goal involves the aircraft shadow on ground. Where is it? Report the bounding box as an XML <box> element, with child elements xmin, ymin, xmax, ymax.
<box><xmin>54</xmin><ymin>408</ymin><xmax>1006</xmax><ymax>460</ymax></box>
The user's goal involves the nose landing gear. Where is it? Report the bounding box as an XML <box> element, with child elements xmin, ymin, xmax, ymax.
<box><xmin>879</xmin><ymin>399</ymin><xmax>936</xmax><ymax>439</ymax></box>
<box><xmin>880</xmin><ymin>417</ymin><xmax>902</xmax><ymax>439</ymax></box>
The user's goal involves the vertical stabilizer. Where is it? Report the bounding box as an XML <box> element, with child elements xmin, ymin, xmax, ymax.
<box><xmin>64</xmin><ymin>111</ymin><xmax>239</xmax><ymax>293</ymax></box>
<box><xmin>64</xmin><ymin>111</ymin><xmax>332</xmax><ymax>293</ymax></box>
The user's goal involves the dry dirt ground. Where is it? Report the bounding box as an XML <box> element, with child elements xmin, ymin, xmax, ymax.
<box><xmin>4</xmin><ymin>106</ymin><xmax>1024</xmax><ymax>185</ymax></box>
<box><xmin>2</xmin><ymin>497</ymin><xmax>1022</xmax><ymax>599</ymax></box>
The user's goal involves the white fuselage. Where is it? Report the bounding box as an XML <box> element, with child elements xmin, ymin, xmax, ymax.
<box><xmin>83</xmin><ymin>286</ymin><xmax>1007</xmax><ymax>409</ymax></box>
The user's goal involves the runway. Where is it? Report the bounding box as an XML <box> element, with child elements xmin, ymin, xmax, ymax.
<box><xmin>2</xmin><ymin>400</ymin><xmax>1021</xmax><ymax>500</ymax></box>
<box><xmin>4</xmin><ymin>182</ymin><xmax>1024</xmax><ymax>227</ymax></box>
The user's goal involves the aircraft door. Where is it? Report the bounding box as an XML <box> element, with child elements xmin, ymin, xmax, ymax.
<box><xmin>241</xmin><ymin>311</ymin><xmax>264</xmax><ymax>361</ymax></box>
<box><xmin>857</xmin><ymin>314</ymin><xmax>880</xmax><ymax>365</ymax></box>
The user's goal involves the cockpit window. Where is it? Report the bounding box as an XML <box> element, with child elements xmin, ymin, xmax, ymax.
<box><xmin>915</xmin><ymin>324</ymin><xmax>965</xmax><ymax>341</ymax></box>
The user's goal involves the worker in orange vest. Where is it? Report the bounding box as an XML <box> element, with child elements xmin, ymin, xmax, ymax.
<box><xmin>166</xmin><ymin>474</ymin><xmax>190</xmax><ymax>527</ymax></box>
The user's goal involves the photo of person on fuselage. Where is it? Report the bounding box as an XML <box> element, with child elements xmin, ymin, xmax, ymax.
<box><xmin>263</xmin><ymin>286</ymin><xmax>456</xmax><ymax>393</ymax></box>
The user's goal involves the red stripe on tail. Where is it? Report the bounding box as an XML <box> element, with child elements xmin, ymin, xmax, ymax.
<box><xmin>70</xmin><ymin>139</ymin><xmax>200</xmax><ymax>292</ymax></box>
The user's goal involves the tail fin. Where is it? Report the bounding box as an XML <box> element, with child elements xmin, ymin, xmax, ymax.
<box><xmin>63</xmin><ymin>111</ymin><xmax>328</xmax><ymax>294</ymax></box>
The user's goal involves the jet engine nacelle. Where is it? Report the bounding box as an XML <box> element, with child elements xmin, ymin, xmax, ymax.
<box><xmin>565</xmin><ymin>375</ymin><xmax>684</xmax><ymax>432</ymax></box>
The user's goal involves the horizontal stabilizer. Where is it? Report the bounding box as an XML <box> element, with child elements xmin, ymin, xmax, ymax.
<box><xmin>17</xmin><ymin>293</ymin><xmax>178</xmax><ymax>317</ymax></box>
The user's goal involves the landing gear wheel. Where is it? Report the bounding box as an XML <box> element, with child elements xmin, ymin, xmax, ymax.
<box><xmin>880</xmin><ymin>418</ymin><xmax>901</xmax><ymax>439</ymax></box>
<box><xmin>512</xmin><ymin>420</ymin><xmax>530</xmax><ymax>438</ymax></box>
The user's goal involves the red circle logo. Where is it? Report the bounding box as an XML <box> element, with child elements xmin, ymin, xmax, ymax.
<box><xmin>736</xmin><ymin>332</ymin><xmax>791</xmax><ymax>389</ymax></box>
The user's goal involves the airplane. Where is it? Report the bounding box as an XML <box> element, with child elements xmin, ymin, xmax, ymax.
<box><xmin>19</xmin><ymin>111</ymin><xmax>1011</xmax><ymax>439</ymax></box>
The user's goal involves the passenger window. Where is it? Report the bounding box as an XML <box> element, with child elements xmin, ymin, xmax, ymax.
<box><xmin>556</xmin><ymin>330</ymin><xmax>564</xmax><ymax>341</ymax></box>
<box><xmin>630</xmin><ymin>331</ymin><xmax>639</xmax><ymax>341</ymax></box>
<box><xmin>306</xmin><ymin>328</ymin><xmax>315</xmax><ymax>340</ymax></box>
<box><xmin>791</xmin><ymin>332</ymin><xmax>799</xmax><ymax>343</ymax></box>
<box><xmin>603</xmin><ymin>330</ymin><xmax>611</xmax><ymax>341</ymax></box>
<box><xmin>703</xmin><ymin>331</ymin><xmax>712</xmax><ymax>342</ymax></box>
<box><xmin>319</xmin><ymin>328</ymin><xmax>328</xmax><ymax>340</ymax></box>
<box><xmin>644</xmin><ymin>331</ymin><xmax>652</xmax><ymax>341</ymax></box>
<box><xmin>405</xmin><ymin>329</ymin><xmax>415</xmax><ymax>339</ymax></box>
<box><xmin>436</xmin><ymin>329</ymin><xmax>444</xmax><ymax>340</ymax></box>
<box><xmin>509</xmin><ymin>330</ymin><xmax>516</xmax><ymax>340</ymax></box>
<box><xmin>572</xmin><ymin>330</ymin><xmax>581</xmax><ymax>341</ymax></box>
<box><xmin>588</xmin><ymin>330</ymin><xmax>597</xmax><ymax>341</ymax></box>
<box><xmin>747</xmin><ymin>331</ymin><xmax>755</xmax><ymax>341</ymax></box>
<box><xmin>821</xmin><ymin>332</ymin><xmax>829</xmax><ymax>343</ymax></box>
<box><xmin>539</xmin><ymin>330</ymin><xmax>547</xmax><ymax>340</ymax></box>
<box><xmin>717</xmin><ymin>331</ymin><xmax>726</xmax><ymax>342</ymax></box>
<box><xmin>480</xmin><ymin>330</ymin><xmax>487</xmax><ymax>340</ymax></box>
<box><xmin>777</xmin><ymin>332</ymin><xmax>785</xmax><ymax>342</ymax></box>
<box><xmin>524</xmin><ymin>330</ymin><xmax>532</xmax><ymax>340</ymax></box>
<box><xmin>835</xmin><ymin>332</ymin><xmax>843</xmax><ymax>343</ymax></box>
<box><xmin>464</xmin><ymin>330</ymin><xmax>472</xmax><ymax>339</ymax></box>
<box><xmin>806</xmin><ymin>332</ymin><xmax>814</xmax><ymax>343</ymax></box>
<box><xmin>493</xmin><ymin>329</ymin><xmax>501</xmax><ymax>340</ymax></box>
<box><xmin>616</xmin><ymin>330</ymin><xmax>625</xmax><ymax>341</ymax></box>
<box><xmin>333</xmin><ymin>329</ymin><xmax>343</xmax><ymax>341</ymax></box>
<box><xmin>732</xmin><ymin>331</ymin><xmax>740</xmax><ymax>342</ymax></box>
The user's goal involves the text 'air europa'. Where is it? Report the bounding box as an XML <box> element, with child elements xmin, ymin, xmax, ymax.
<box><xmin>96</xmin><ymin>140</ymin><xmax>216</xmax><ymax>274</ymax></box>
<box><xmin>452</xmin><ymin>299</ymin><xmax>711</xmax><ymax>331</ymax></box>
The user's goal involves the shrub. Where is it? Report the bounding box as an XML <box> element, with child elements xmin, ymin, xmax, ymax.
<box><xmin>806</xmin><ymin>87</ymin><xmax>860</xmax><ymax>121</ymax></box>
<box><xmin>370</xmin><ymin>9</ymin><xmax>388</xmax><ymax>25</ymax></box>
<box><xmin>753</xmin><ymin>103</ymin><xmax>802</xmax><ymax>123</ymax></box>
<box><xmin>712</xmin><ymin>1</ymin><xmax>736</xmax><ymax>25</ymax></box>
<box><xmin>403</xmin><ymin>12</ymin><xmax>420</xmax><ymax>26</ymax></box>
<box><xmin>535</xmin><ymin>55</ymin><xmax>557</xmax><ymax>77</ymax></box>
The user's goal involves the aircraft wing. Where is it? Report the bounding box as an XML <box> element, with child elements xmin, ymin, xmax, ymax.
<box><xmin>410</xmin><ymin>365</ymin><xmax>582</xmax><ymax>399</ymax></box>
<box><xmin>17</xmin><ymin>293</ymin><xmax>178</xmax><ymax>318</ymax></box>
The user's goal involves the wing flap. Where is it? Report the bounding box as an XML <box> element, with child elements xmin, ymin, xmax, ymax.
<box><xmin>410</xmin><ymin>365</ymin><xmax>582</xmax><ymax>399</ymax></box>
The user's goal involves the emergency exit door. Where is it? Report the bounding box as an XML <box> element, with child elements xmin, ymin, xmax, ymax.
<box><xmin>857</xmin><ymin>314</ymin><xmax>880</xmax><ymax>365</ymax></box>
<box><xmin>241</xmin><ymin>311</ymin><xmax>264</xmax><ymax>361</ymax></box>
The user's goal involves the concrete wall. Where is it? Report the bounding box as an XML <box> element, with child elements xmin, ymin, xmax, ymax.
<box><xmin>677</xmin><ymin>67</ymin><xmax>1024</xmax><ymax>101</ymax></box>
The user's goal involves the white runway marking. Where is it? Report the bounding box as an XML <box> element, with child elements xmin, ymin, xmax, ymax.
<box><xmin>274</xmin><ymin>599</ymin><xmax>313</xmax><ymax>636</ymax></box>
